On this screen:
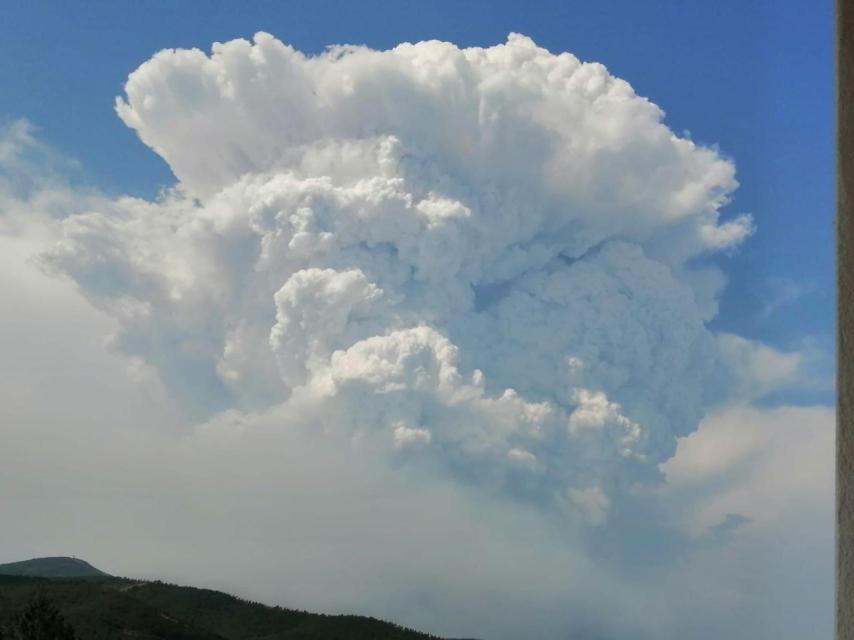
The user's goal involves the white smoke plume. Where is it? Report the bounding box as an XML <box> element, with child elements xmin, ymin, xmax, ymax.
<box><xmin>40</xmin><ymin>32</ymin><xmax>774</xmax><ymax>526</ymax></box>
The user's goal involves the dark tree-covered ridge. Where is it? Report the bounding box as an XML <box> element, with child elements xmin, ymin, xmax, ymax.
<box><xmin>0</xmin><ymin>575</ymin><xmax>475</xmax><ymax>640</ymax></box>
<box><xmin>1</xmin><ymin>592</ymin><xmax>77</xmax><ymax>640</ymax></box>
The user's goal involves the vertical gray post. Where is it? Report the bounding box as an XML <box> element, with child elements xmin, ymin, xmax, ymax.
<box><xmin>840</xmin><ymin>0</ymin><xmax>853</xmax><ymax>637</ymax></box>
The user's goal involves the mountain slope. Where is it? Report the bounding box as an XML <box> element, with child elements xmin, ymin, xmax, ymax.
<box><xmin>0</xmin><ymin>557</ymin><xmax>108</xmax><ymax>578</ymax></box>
<box><xmin>0</xmin><ymin>574</ymin><xmax>459</xmax><ymax>640</ymax></box>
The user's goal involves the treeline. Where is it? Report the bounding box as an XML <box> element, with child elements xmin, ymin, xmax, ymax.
<box><xmin>0</xmin><ymin>593</ymin><xmax>77</xmax><ymax>640</ymax></box>
<box><xmin>0</xmin><ymin>575</ymin><xmax>461</xmax><ymax>640</ymax></box>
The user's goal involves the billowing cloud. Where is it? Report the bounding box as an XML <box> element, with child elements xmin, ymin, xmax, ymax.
<box><xmin>28</xmin><ymin>33</ymin><xmax>806</xmax><ymax>525</ymax></box>
<box><xmin>0</xmin><ymin>29</ymin><xmax>832</xmax><ymax>637</ymax></box>
<box><xmin>0</xmin><ymin>242</ymin><xmax>833</xmax><ymax>639</ymax></box>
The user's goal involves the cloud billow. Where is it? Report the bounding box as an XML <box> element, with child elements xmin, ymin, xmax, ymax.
<box><xmin>45</xmin><ymin>32</ymin><xmax>762</xmax><ymax>525</ymax></box>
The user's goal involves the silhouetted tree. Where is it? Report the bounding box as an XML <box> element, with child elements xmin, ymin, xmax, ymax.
<box><xmin>1</xmin><ymin>593</ymin><xmax>76</xmax><ymax>640</ymax></box>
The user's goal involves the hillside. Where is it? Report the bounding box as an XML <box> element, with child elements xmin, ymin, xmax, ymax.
<box><xmin>0</xmin><ymin>574</ymin><xmax>460</xmax><ymax>640</ymax></box>
<box><xmin>0</xmin><ymin>557</ymin><xmax>108</xmax><ymax>578</ymax></box>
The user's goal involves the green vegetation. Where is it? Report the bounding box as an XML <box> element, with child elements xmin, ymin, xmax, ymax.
<box><xmin>1</xmin><ymin>591</ymin><xmax>77</xmax><ymax>640</ymax></box>
<box><xmin>0</xmin><ymin>559</ymin><xmax>107</xmax><ymax>579</ymax></box>
<box><xmin>0</xmin><ymin>573</ymin><xmax>462</xmax><ymax>640</ymax></box>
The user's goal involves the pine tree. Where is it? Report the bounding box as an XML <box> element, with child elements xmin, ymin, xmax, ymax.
<box><xmin>1</xmin><ymin>592</ymin><xmax>76</xmax><ymax>640</ymax></box>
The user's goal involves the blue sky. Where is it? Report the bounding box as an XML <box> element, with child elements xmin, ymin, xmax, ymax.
<box><xmin>0</xmin><ymin>4</ymin><xmax>835</xmax><ymax>638</ymax></box>
<box><xmin>0</xmin><ymin>0</ymin><xmax>834</xmax><ymax>360</ymax></box>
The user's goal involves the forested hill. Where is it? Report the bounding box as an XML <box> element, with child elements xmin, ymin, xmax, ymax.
<box><xmin>0</xmin><ymin>573</ymin><xmax>468</xmax><ymax>640</ymax></box>
<box><xmin>0</xmin><ymin>557</ymin><xmax>108</xmax><ymax>578</ymax></box>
